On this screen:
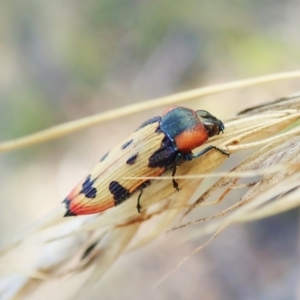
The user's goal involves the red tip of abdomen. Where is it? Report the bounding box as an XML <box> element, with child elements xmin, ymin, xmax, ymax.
<box><xmin>63</xmin><ymin>180</ymin><xmax>114</xmax><ymax>216</ymax></box>
<box><xmin>63</xmin><ymin>194</ymin><xmax>114</xmax><ymax>216</ymax></box>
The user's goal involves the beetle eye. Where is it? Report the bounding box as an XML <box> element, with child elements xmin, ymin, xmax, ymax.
<box><xmin>205</xmin><ymin>123</ymin><xmax>220</xmax><ymax>136</ymax></box>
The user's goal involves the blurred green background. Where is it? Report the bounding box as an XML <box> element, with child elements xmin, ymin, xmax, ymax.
<box><xmin>1</xmin><ymin>1</ymin><xmax>300</xmax><ymax>299</ymax></box>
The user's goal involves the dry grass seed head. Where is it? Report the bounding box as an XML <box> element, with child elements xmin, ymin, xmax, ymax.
<box><xmin>1</xmin><ymin>92</ymin><xmax>300</xmax><ymax>299</ymax></box>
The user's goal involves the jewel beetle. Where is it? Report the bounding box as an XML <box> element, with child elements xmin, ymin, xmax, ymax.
<box><xmin>63</xmin><ymin>106</ymin><xmax>228</xmax><ymax>216</ymax></box>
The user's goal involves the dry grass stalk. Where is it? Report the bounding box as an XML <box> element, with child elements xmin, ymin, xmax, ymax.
<box><xmin>1</xmin><ymin>78</ymin><xmax>300</xmax><ymax>299</ymax></box>
<box><xmin>1</xmin><ymin>70</ymin><xmax>300</xmax><ymax>154</ymax></box>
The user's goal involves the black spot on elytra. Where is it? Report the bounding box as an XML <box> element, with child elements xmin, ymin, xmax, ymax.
<box><xmin>100</xmin><ymin>152</ymin><xmax>109</xmax><ymax>162</ymax></box>
<box><xmin>80</xmin><ymin>175</ymin><xmax>97</xmax><ymax>199</ymax></box>
<box><xmin>121</xmin><ymin>139</ymin><xmax>133</xmax><ymax>150</ymax></box>
<box><xmin>63</xmin><ymin>198</ymin><xmax>77</xmax><ymax>217</ymax></box>
<box><xmin>126</xmin><ymin>153</ymin><xmax>138</xmax><ymax>165</ymax></box>
<box><xmin>136</xmin><ymin>116</ymin><xmax>161</xmax><ymax>131</ymax></box>
<box><xmin>109</xmin><ymin>181</ymin><xmax>131</xmax><ymax>206</ymax></box>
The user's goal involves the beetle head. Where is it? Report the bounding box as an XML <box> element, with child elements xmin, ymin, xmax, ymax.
<box><xmin>196</xmin><ymin>110</ymin><xmax>225</xmax><ymax>137</ymax></box>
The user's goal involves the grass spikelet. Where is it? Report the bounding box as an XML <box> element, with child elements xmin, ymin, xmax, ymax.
<box><xmin>1</xmin><ymin>73</ymin><xmax>300</xmax><ymax>299</ymax></box>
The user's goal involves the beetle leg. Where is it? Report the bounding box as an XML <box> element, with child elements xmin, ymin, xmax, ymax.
<box><xmin>184</xmin><ymin>145</ymin><xmax>229</xmax><ymax>160</ymax></box>
<box><xmin>172</xmin><ymin>163</ymin><xmax>179</xmax><ymax>191</ymax></box>
<box><xmin>136</xmin><ymin>180</ymin><xmax>151</xmax><ymax>213</ymax></box>
<box><xmin>172</xmin><ymin>154</ymin><xmax>182</xmax><ymax>191</ymax></box>
<box><xmin>137</xmin><ymin>189</ymin><xmax>143</xmax><ymax>213</ymax></box>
